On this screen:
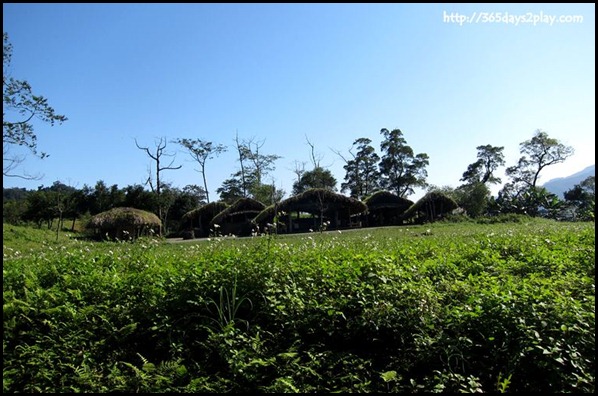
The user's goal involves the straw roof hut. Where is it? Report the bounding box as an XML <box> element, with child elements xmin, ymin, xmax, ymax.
<box><xmin>402</xmin><ymin>191</ymin><xmax>458</xmax><ymax>224</ymax></box>
<box><xmin>209</xmin><ymin>197</ymin><xmax>266</xmax><ymax>236</ymax></box>
<box><xmin>182</xmin><ymin>201</ymin><xmax>229</xmax><ymax>238</ymax></box>
<box><xmin>88</xmin><ymin>207</ymin><xmax>161</xmax><ymax>240</ymax></box>
<box><xmin>277</xmin><ymin>188</ymin><xmax>367</xmax><ymax>233</ymax></box>
<box><xmin>252</xmin><ymin>204</ymin><xmax>286</xmax><ymax>234</ymax></box>
<box><xmin>363</xmin><ymin>190</ymin><xmax>413</xmax><ymax>226</ymax></box>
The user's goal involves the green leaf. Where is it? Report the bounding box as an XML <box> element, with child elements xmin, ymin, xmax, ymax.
<box><xmin>381</xmin><ymin>370</ymin><xmax>397</xmax><ymax>382</ymax></box>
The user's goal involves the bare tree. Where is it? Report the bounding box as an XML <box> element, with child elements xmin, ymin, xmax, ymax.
<box><xmin>233</xmin><ymin>131</ymin><xmax>250</xmax><ymax>197</ymax></box>
<box><xmin>305</xmin><ymin>135</ymin><xmax>323</xmax><ymax>169</ymax></box>
<box><xmin>245</xmin><ymin>137</ymin><xmax>282</xmax><ymax>186</ymax></box>
<box><xmin>135</xmin><ymin>137</ymin><xmax>182</xmax><ymax>235</ymax></box>
<box><xmin>288</xmin><ymin>160</ymin><xmax>307</xmax><ymax>186</ymax></box>
<box><xmin>225</xmin><ymin>132</ymin><xmax>282</xmax><ymax>202</ymax></box>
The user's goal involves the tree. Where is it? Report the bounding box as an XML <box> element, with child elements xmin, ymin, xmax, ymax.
<box><xmin>217</xmin><ymin>172</ymin><xmax>246</xmax><ymax>204</ymax></box>
<box><xmin>181</xmin><ymin>184</ymin><xmax>207</xmax><ymax>207</ymax></box>
<box><xmin>563</xmin><ymin>176</ymin><xmax>595</xmax><ymax>221</ymax></box>
<box><xmin>156</xmin><ymin>182</ymin><xmax>178</xmax><ymax>235</ymax></box>
<box><xmin>461</xmin><ymin>145</ymin><xmax>505</xmax><ymax>185</ymax></box>
<box><xmin>288</xmin><ymin>160</ymin><xmax>307</xmax><ymax>186</ymax></box>
<box><xmin>455</xmin><ymin>182</ymin><xmax>492</xmax><ymax>218</ymax></box>
<box><xmin>46</xmin><ymin>180</ymin><xmax>78</xmax><ymax>237</ymax></box>
<box><xmin>505</xmin><ymin>130</ymin><xmax>574</xmax><ymax>189</ymax></box>
<box><xmin>290</xmin><ymin>136</ymin><xmax>337</xmax><ymax>196</ymax></box>
<box><xmin>168</xmin><ymin>185</ymin><xmax>207</xmax><ymax>234</ymax></box>
<box><xmin>456</xmin><ymin>145</ymin><xmax>505</xmax><ymax>217</ymax></box>
<box><xmin>498</xmin><ymin>130</ymin><xmax>574</xmax><ymax>217</ymax></box>
<box><xmin>3</xmin><ymin>32</ymin><xmax>67</xmax><ymax>179</ymax></box>
<box><xmin>334</xmin><ymin>137</ymin><xmax>380</xmax><ymax>199</ymax></box>
<box><xmin>232</xmin><ymin>131</ymin><xmax>251</xmax><ymax>197</ymax></box>
<box><xmin>305</xmin><ymin>135</ymin><xmax>325</xmax><ymax>169</ymax></box>
<box><xmin>244</xmin><ymin>138</ymin><xmax>282</xmax><ymax>187</ymax></box>
<box><xmin>135</xmin><ymin>137</ymin><xmax>182</xmax><ymax>234</ymax></box>
<box><xmin>292</xmin><ymin>166</ymin><xmax>337</xmax><ymax>195</ymax></box>
<box><xmin>222</xmin><ymin>134</ymin><xmax>283</xmax><ymax>203</ymax></box>
<box><xmin>495</xmin><ymin>183</ymin><xmax>562</xmax><ymax>217</ymax></box>
<box><xmin>251</xmin><ymin>181</ymin><xmax>286</xmax><ymax>206</ymax></box>
<box><xmin>174</xmin><ymin>138</ymin><xmax>226</xmax><ymax>203</ymax></box>
<box><xmin>90</xmin><ymin>180</ymin><xmax>122</xmax><ymax>214</ymax></box>
<box><xmin>121</xmin><ymin>184</ymin><xmax>158</xmax><ymax>213</ymax></box>
<box><xmin>23</xmin><ymin>189</ymin><xmax>55</xmax><ymax>228</ymax></box>
<box><xmin>3</xmin><ymin>187</ymin><xmax>30</xmax><ymax>225</ymax></box>
<box><xmin>378</xmin><ymin>128</ymin><xmax>429</xmax><ymax>197</ymax></box>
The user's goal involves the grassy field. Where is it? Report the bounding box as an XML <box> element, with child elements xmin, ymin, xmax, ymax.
<box><xmin>3</xmin><ymin>218</ymin><xmax>595</xmax><ymax>393</ymax></box>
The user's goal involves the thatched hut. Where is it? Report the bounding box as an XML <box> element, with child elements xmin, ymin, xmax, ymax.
<box><xmin>209</xmin><ymin>197</ymin><xmax>266</xmax><ymax>236</ymax></box>
<box><xmin>277</xmin><ymin>188</ymin><xmax>367</xmax><ymax>233</ymax></box>
<box><xmin>252</xmin><ymin>204</ymin><xmax>286</xmax><ymax>232</ymax></box>
<box><xmin>363</xmin><ymin>190</ymin><xmax>413</xmax><ymax>227</ymax></box>
<box><xmin>88</xmin><ymin>207</ymin><xmax>161</xmax><ymax>240</ymax></box>
<box><xmin>182</xmin><ymin>201</ymin><xmax>229</xmax><ymax>238</ymax></box>
<box><xmin>402</xmin><ymin>191</ymin><xmax>458</xmax><ymax>224</ymax></box>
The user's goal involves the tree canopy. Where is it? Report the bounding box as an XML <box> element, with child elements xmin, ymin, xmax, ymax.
<box><xmin>338</xmin><ymin>137</ymin><xmax>380</xmax><ymax>200</ymax></box>
<box><xmin>378</xmin><ymin>128</ymin><xmax>429</xmax><ymax>197</ymax></box>
<box><xmin>3</xmin><ymin>32</ymin><xmax>67</xmax><ymax>179</ymax></box>
<box><xmin>505</xmin><ymin>130</ymin><xmax>574</xmax><ymax>188</ymax></box>
<box><xmin>174</xmin><ymin>138</ymin><xmax>226</xmax><ymax>203</ymax></box>
<box><xmin>292</xmin><ymin>166</ymin><xmax>337</xmax><ymax>195</ymax></box>
<box><xmin>461</xmin><ymin>144</ymin><xmax>505</xmax><ymax>185</ymax></box>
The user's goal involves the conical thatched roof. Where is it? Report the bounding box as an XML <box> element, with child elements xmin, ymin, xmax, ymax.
<box><xmin>279</xmin><ymin>188</ymin><xmax>367</xmax><ymax>215</ymax></box>
<box><xmin>403</xmin><ymin>191</ymin><xmax>458</xmax><ymax>222</ymax></box>
<box><xmin>89</xmin><ymin>207</ymin><xmax>161</xmax><ymax>228</ymax></box>
<box><xmin>364</xmin><ymin>190</ymin><xmax>413</xmax><ymax>210</ymax></box>
<box><xmin>210</xmin><ymin>197</ymin><xmax>266</xmax><ymax>225</ymax></box>
<box><xmin>182</xmin><ymin>201</ymin><xmax>229</xmax><ymax>223</ymax></box>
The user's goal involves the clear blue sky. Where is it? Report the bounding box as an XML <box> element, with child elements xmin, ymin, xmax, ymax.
<box><xmin>3</xmin><ymin>3</ymin><xmax>595</xmax><ymax>201</ymax></box>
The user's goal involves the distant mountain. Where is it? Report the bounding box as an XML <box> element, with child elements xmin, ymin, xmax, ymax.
<box><xmin>542</xmin><ymin>164</ymin><xmax>595</xmax><ymax>198</ymax></box>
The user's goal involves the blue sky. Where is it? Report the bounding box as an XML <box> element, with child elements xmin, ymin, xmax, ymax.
<box><xmin>3</xmin><ymin>3</ymin><xmax>595</xmax><ymax>201</ymax></box>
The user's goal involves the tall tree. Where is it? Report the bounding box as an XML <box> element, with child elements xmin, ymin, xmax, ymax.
<box><xmin>378</xmin><ymin>128</ymin><xmax>429</xmax><ymax>197</ymax></box>
<box><xmin>505</xmin><ymin>130</ymin><xmax>574</xmax><ymax>189</ymax></box>
<box><xmin>3</xmin><ymin>32</ymin><xmax>67</xmax><ymax>179</ymax></box>
<box><xmin>232</xmin><ymin>131</ymin><xmax>251</xmax><ymax>197</ymax></box>
<box><xmin>174</xmin><ymin>138</ymin><xmax>226</xmax><ymax>203</ymax></box>
<box><xmin>497</xmin><ymin>130</ymin><xmax>574</xmax><ymax>217</ymax></box>
<box><xmin>334</xmin><ymin>137</ymin><xmax>380</xmax><ymax>199</ymax></box>
<box><xmin>456</xmin><ymin>144</ymin><xmax>505</xmax><ymax>217</ymax></box>
<box><xmin>135</xmin><ymin>137</ymin><xmax>182</xmax><ymax>234</ymax></box>
<box><xmin>461</xmin><ymin>145</ymin><xmax>505</xmax><ymax>185</ymax></box>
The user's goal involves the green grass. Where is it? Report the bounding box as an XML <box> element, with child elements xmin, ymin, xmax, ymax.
<box><xmin>3</xmin><ymin>219</ymin><xmax>595</xmax><ymax>393</ymax></box>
